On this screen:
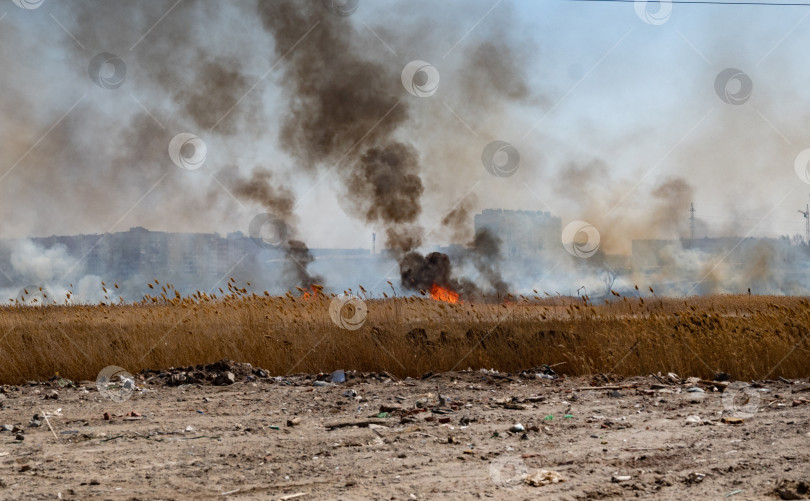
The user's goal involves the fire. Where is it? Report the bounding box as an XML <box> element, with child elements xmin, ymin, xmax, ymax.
<box><xmin>430</xmin><ymin>284</ymin><xmax>460</xmax><ymax>304</ymax></box>
<box><xmin>299</xmin><ymin>284</ymin><xmax>324</xmax><ymax>300</ymax></box>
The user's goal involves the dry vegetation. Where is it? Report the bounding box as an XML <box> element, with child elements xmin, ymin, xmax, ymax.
<box><xmin>1</xmin><ymin>279</ymin><xmax>809</xmax><ymax>384</ymax></box>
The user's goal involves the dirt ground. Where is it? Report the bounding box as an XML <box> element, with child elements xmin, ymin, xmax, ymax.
<box><xmin>1</xmin><ymin>364</ymin><xmax>809</xmax><ymax>500</ymax></box>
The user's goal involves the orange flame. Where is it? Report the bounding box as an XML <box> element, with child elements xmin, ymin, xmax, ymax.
<box><xmin>430</xmin><ymin>284</ymin><xmax>460</xmax><ymax>304</ymax></box>
<box><xmin>300</xmin><ymin>284</ymin><xmax>324</xmax><ymax>300</ymax></box>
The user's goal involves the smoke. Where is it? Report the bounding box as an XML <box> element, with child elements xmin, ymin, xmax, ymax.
<box><xmin>225</xmin><ymin>167</ymin><xmax>322</xmax><ymax>288</ymax></box>
<box><xmin>399</xmin><ymin>227</ymin><xmax>509</xmax><ymax>299</ymax></box>
<box><xmin>255</xmin><ymin>1</ymin><xmax>425</xmax><ymax>259</ymax></box>
<box><xmin>2</xmin><ymin>1</ymin><xmax>808</xmax><ymax>300</ymax></box>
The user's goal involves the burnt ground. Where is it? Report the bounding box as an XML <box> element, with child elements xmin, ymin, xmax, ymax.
<box><xmin>0</xmin><ymin>363</ymin><xmax>809</xmax><ymax>500</ymax></box>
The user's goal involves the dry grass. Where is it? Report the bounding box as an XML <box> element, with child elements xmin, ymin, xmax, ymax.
<box><xmin>1</xmin><ymin>280</ymin><xmax>809</xmax><ymax>384</ymax></box>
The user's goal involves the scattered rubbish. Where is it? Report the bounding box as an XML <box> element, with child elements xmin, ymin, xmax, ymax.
<box><xmin>609</xmin><ymin>390</ymin><xmax>622</xmax><ymax>398</ymax></box>
<box><xmin>525</xmin><ymin>470</ymin><xmax>565</xmax><ymax>486</ymax></box>
<box><xmin>197</xmin><ymin>410</ymin><xmax>205</xmax><ymax>414</ymax></box>
<box><xmin>725</xmin><ymin>489</ymin><xmax>744</xmax><ymax>498</ymax></box>
<box><xmin>286</xmin><ymin>417</ymin><xmax>301</xmax><ymax>427</ymax></box>
<box><xmin>268</xmin><ymin>425</ymin><xmax>280</xmax><ymax>430</ymax></box>
<box><xmin>563</xmin><ymin>414</ymin><xmax>573</xmax><ymax>419</ymax></box>
<box><xmin>185</xmin><ymin>425</ymin><xmax>195</xmax><ymax>432</ymax></box>
<box><xmin>686</xmin><ymin>387</ymin><xmax>704</xmax><ymax>393</ymax></box>
<box><xmin>213</xmin><ymin>372</ymin><xmax>235</xmax><ymax>386</ymax></box>
<box><xmin>509</xmin><ymin>424</ymin><xmax>525</xmax><ymax>433</ymax></box>
<box><xmin>497</xmin><ymin>401</ymin><xmax>527</xmax><ymax>410</ymax></box>
<box><xmin>331</xmin><ymin>370</ymin><xmax>346</xmax><ymax>383</ymax></box>
<box><xmin>685</xmin><ymin>472</ymin><xmax>706</xmax><ymax>485</ymax></box>
<box><xmin>277</xmin><ymin>493</ymin><xmax>306</xmax><ymax>501</ymax></box>
<box><xmin>325</xmin><ymin>419</ymin><xmax>389</xmax><ymax>430</ymax></box>
<box><xmin>313</xmin><ymin>381</ymin><xmax>332</xmax><ymax>387</ymax></box>
<box><xmin>40</xmin><ymin>410</ymin><xmax>58</xmax><ymax>440</ymax></box>
<box><xmin>60</xmin><ymin>430</ymin><xmax>79</xmax><ymax>435</ymax></box>
<box><xmin>543</xmin><ymin>415</ymin><xmax>553</xmax><ymax>421</ymax></box>
<box><xmin>722</xmin><ymin>417</ymin><xmax>744</xmax><ymax>425</ymax></box>
<box><xmin>612</xmin><ymin>475</ymin><xmax>632</xmax><ymax>482</ymax></box>
<box><xmin>685</xmin><ymin>415</ymin><xmax>702</xmax><ymax>425</ymax></box>
<box><xmin>343</xmin><ymin>390</ymin><xmax>357</xmax><ymax>398</ymax></box>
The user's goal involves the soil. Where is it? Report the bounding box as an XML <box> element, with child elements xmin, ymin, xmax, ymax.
<box><xmin>0</xmin><ymin>364</ymin><xmax>809</xmax><ymax>500</ymax></box>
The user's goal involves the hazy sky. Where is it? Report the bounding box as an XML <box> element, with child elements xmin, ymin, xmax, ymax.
<box><xmin>2</xmin><ymin>0</ymin><xmax>810</xmax><ymax>254</ymax></box>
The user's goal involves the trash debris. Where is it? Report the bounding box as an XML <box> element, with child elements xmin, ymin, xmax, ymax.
<box><xmin>313</xmin><ymin>381</ymin><xmax>332</xmax><ymax>387</ymax></box>
<box><xmin>331</xmin><ymin>370</ymin><xmax>346</xmax><ymax>383</ymax></box>
<box><xmin>343</xmin><ymin>390</ymin><xmax>357</xmax><ymax>398</ymax></box>
<box><xmin>525</xmin><ymin>470</ymin><xmax>565</xmax><ymax>486</ymax></box>
<box><xmin>722</xmin><ymin>417</ymin><xmax>744</xmax><ymax>425</ymax></box>
<box><xmin>509</xmin><ymin>424</ymin><xmax>525</xmax><ymax>433</ymax></box>
<box><xmin>684</xmin><ymin>472</ymin><xmax>706</xmax><ymax>485</ymax></box>
<box><xmin>213</xmin><ymin>372</ymin><xmax>235</xmax><ymax>386</ymax></box>
<box><xmin>286</xmin><ymin>417</ymin><xmax>301</xmax><ymax>427</ymax></box>
<box><xmin>543</xmin><ymin>415</ymin><xmax>553</xmax><ymax>421</ymax></box>
<box><xmin>612</xmin><ymin>475</ymin><xmax>632</xmax><ymax>482</ymax></box>
<box><xmin>685</xmin><ymin>415</ymin><xmax>702</xmax><ymax>425</ymax></box>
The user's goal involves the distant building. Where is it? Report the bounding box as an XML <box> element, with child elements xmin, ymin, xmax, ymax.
<box><xmin>474</xmin><ymin>209</ymin><xmax>562</xmax><ymax>259</ymax></box>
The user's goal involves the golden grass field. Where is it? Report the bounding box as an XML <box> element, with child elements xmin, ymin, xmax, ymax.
<box><xmin>1</xmin><ymin>280</ymin><xmax>808</xmax><ymax>384</ymax></box>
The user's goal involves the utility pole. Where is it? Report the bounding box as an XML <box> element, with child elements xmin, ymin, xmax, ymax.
<box><xmin>799</xmin><ymin>203</ymin><xmax>809</xmax><ymax>243</ymax></box>
<box><xmin>689</xmin><ymin>202</ymin><xmax>696</xmax><ymax>240</ymax></box>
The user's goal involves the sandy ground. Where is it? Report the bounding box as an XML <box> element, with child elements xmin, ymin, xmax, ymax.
<box><xmin>1</xmin><ymin>365</ymin><xmax>809</xmax><ymax>500</ymax></box>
